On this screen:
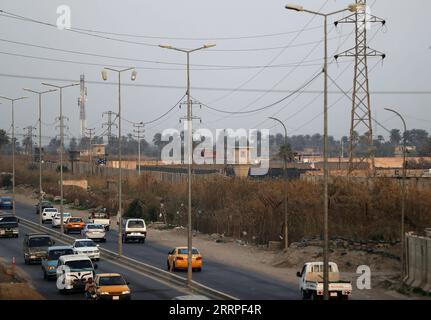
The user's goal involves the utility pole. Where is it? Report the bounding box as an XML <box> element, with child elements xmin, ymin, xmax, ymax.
<box><xmin>42</xmin><ymin>82</ymin><xmax>79</xmax><ymax>235</ymax></box>
<box><xmin>334</xmin><ymin>0</ymin><xmax>386</xmax><ymax>175</ymax></box>
<box><xmin>0</xmin><ymin>96</ymin><xmax>28</xmax><ymax>216</ymax></box>
<box><xmin>133</xmin><ymin>122</ymin><xmax>145</xmax><ymax>176</ymax></box>
<box><xmin>285</xmin><ymin>2</ymin><xmax>364</xmax><ymax>300</ymax></box>
<box><xmin>269</xmin><ymin>117</ymin><xmax>289</xmax><ymax>250</ymax></box>
<box><xmin>23</xmin><ymin>88</ymin><xmax>57</xmax><ymax>226</ymax></box>
<box><xmin>385</xmin><ymin>108</ymin><xmax>407</xmax><ymax>283</ymax></box>
<box><xmin>85</xmin><ymin>127</ymin><xmax>96</xmax><ymax>174</ymax></box>
<box><xmin>102</xmin><ymin>67</ymin><xmax>137</xmax><ymax>257</ymax></box>
<box><xmin>159</xmin><ymin>43</ymin><xmax>215</xmax><ymax>287</ymax></box>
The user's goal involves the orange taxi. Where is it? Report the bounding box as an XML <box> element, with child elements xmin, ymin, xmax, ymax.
<box><xmin>167</xmin><ymin>247</ymin><xmax>202</xmax><ymax>272</ymax></box>
<box><xmin>64</xmin><ymin>217</ymin><xmax>85</xmax><ymax>234</ymax></box>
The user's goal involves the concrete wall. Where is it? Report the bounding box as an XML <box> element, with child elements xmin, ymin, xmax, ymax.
<box><xmin>404</xmin><ymin>233</ymin><xmax>431</xmax><ymax>293</ymax></box>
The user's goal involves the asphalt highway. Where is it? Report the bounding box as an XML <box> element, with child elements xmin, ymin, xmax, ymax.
<box><xmin>8</xmin><ymin>201</ymin><xmax>300</xmax><ymax>300</ymax></box>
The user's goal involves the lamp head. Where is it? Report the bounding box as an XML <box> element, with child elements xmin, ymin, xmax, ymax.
<box><xmin>203</xmin><ymin>43</ymin><xmax>216</xmax><ymax>49</ymax></box>
<box><xmin>101</xmin><ymin>70</ymin><xmax>108</xmax><ymax>81</ymax></box>
<box><xmin>131</xmin><ymin>70</ymin><xmax>137</xmax><ymax>81</ymax></box>
<box><xmin>285</xmin><ymin>4</ymin><xmax>304</xmax><ymax>12</ymax></box>
<box><xmin>159</xmin><ymin>44</ymin><xmax>173</xmax><ymax>49</ymax></box>
<box><xmin>348</xmin><ymin>3</ymin><xmax>365</xmax><ymax>12</ymax></box>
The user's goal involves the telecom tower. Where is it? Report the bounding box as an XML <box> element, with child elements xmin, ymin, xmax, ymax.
<box><xmin>78</xmin><ymin>74</ymin><xmax>88</xmax><ymax>137</ymax></box>
<box><xmin>334</xmin><ymin>0</ymin><xmax>385</xmax><ymax>174</ymax></box>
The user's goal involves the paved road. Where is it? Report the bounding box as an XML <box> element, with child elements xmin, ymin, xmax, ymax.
<box><xmin>10</xmin><ymin>201</ymin><xmax>300</xmax><ymax>300</ymax></box>
<box><xmin>0</xmin><ymin>223</ymin><xmax>185</xmax><ymax>300</ymax></box>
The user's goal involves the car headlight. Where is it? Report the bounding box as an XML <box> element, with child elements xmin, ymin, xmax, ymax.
<box><xmin>48</xmin><ymin>266</ymin><xmax>55</xmax><ymax>270</ymax></box>
<box><xmin>100</xmin><ymin>292</ymin><xmax>109</xmax><ymax>295</ymax></box>
<box><xmin>122</xmin><ymin>291</ymin><xmax>130</xmax><ymax>295</ymax></box>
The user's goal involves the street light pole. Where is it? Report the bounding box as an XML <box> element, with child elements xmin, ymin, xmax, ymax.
<box><xmin>159</xmin><ymin>44</ymin><xmax>215</xmax><ymax>287</ymax></box>
<box><xmin>0</xmin><ymin>96</ymin><xmax>28</xmax><ymax>217</ymax></box>
<box><xmin>23</xmin><ymin>88</ymin><xmax>57</xmax><ymax>226</ymax></box>
<box><xmin>285</xmin><ymin>2</ymin><xmax>363</xmax><ymax>300</ymax></box>
<box><xmin>269</xmin><ymin>117</ymin><xmax>289</xmax><ymax>250</ymax></box>
<box><xmin>42</xmin><ymin>83</ymin><xmax>79</xmax><ymax>235</ymax></box>
<box><xmin>385</xmin><ymin>108</ymin><xmax>407</xmax><ymax>281</ymax></box>
<box><xmin>102</xmin><ymin>67</ymin><xmax>137</xmax><ymax>257</ymax></box>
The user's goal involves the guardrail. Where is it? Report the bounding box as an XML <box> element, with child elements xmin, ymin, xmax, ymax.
<box><xmin>18</xmin><ymin>217</ymin><xmax>237</xmax><ymax>300</ymax></box>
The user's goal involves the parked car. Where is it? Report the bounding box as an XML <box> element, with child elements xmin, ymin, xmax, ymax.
<box><xmin>35</xmin><ymin>201</ymin><xmax>54</xmax><ymax>214</ymax></box>
<box><xmin>23</xmin><ymin>233</ymin><xmax>55</xmax><ymax>264</ymax></box>
<box><xmin>41</xmin><ymin>207</ymin><xmax>59</xmax><ymax>224</ymax></box>
<box><xmin>72</xmin><ymin>239</ymin><xmax>100</xmax><ymax>261</ymax></box>
<box><xmin>94</xmin><ymin>273</ymin><xmax>131</xmax><ymax>300</ymax></box>
<box><xmin>41</xmin><ymin>246</ymin><xmax>74</xmax><ymax>279</ymax></box>
<box><xmin>88</xmin><ymin>212</ymin><xmax>111</xmax><ymax>231</ymax></box>
<box><xmin>82</xmin><ymin>224</ymin><xmax>106</xmax><ymax>242</ymax></box>
<box><xmin>0</xmin><ymin>196</ymin><xmax>13</xmax><ymax>210</ymax></box>
<box><xmin>64</xmin><ymin>217</ymin><xmax>85</xmax><ymax>234</ymax></box>
<box><xmin>122</xmin><ymin>218</ymin><xmax>146</xmax><ymax>243</ymax></box>
<box><xmin>51</xmin><ymin>212</ymin><xmax>71</xmax><ymax>228</ymax></box>
<box><xmin>56</xmin><ymin>254</ymin><xmax>97</xmax><ymax>293</ymax></box>
<box><xmin>167</xmin><ymin>247</ymin><xmax>202</xmax><ymax>272</ymax></box>
<box><xmin>0</xmin><ymin>214</ymin><xmax>19</xmax><ymax>238</ymax></box>
<box><xmin>296</xmin><ymin>262</ymin><xmax>352</xmax><ymax>300</ymax></box>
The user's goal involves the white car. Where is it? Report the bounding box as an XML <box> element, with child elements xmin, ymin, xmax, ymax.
<box><xmin>82</xmin><ymin>224</ymin><xmax>106</xmax><ymax>242</ymax></box>
<box><xmin>41</xmin><ymin>207</ymin><xmax>59</xmax><ymax>223</ymax></box>
<box><xmin>51</xmin><ymin>212</ymin><xmax>71</xmax><ymax>228</ymax></box>
<box><xmin>72</xmin><ymin>239</ymin><xmax>100</xmax><ymax>261</ymax></box>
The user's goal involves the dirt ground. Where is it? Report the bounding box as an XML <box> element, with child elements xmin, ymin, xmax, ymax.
<box><xmin>0</xmin><ymin>258</ymin><xmax>44</xmax><ymax>300</ymax></box>
<box><xmin>8</xmin><ymin>186</ymin><xmax>430</xmax><ymax>300</ymax></box>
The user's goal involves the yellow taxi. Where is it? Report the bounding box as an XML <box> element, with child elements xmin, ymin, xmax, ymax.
<box><xmin>94</xmin><ymin>273</ymin><xmax>131</xmax><ymax>300</ymax></box>
<box><xmin>167</xmin><ymin>247</ymin><xmax>202</xmax><ymax>272</ymax></box>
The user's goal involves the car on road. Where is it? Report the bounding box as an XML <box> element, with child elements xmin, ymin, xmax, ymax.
<box><xmin>82</xmin><ymin>224</ymin><xmax>106</xmax><ymax>242</ymax></box>
<box><xmin>51</xmin><ymin>212</ymin><xmax>71</xmax><ymax>228</ymax></box>
<box><xmin>94</xmin><ymin>273</ymin><xmax>131</xmax><ymax>300</ymax></box>
<box><xmin>41</xmin><ymin>207</ymin><xmax>59</xmax><ymax>224</ymax></box>
<box><xmin>23</xmin><ymin>233</ymin><xmax>55</xmax><ymax>264</ymax></box>
<box><xmin>72</xmin><ymin>239</ymin><xmax>100</xmax><ymax>261</ymax></box>
<box><xmin>122</xmin><ymin>218</ymin><xmax>146</xmax><ymax>243</ymax></box>
<box><xmin>56</xmin><ymin>254</ymin><xmax>97</xmax><ymax>293</ymax></box>
<box><xmin>0</xmin><ymin>196</ymin><xmax>13</xmax><ymax>210</ymax></box>
<box><xmin>296</xmin><ymin>262</ymin><xmax>352</xmax><ymax>300</ymax></box>
<box><xmin>35</xmin><ymin>201</ymin><xmax>54</xmax><ymax>215</ymax></box>
<box><xmin>172</xmin><ymin>295</ymin><xmax>210</xmax><ymax>300</ymax></box>
<box><xmin>88</xmin><ymin>211</ymin><xmax>111</xmax><ymax>231</ymax></box>
<box><xmin>167</xmin><ymin>247</ymin><xmax>202</xmax><ymax>272</ymax></box>
<box><xmin>64</xmin><ymin>217</ymin><xmax>85</xmax><ymax>234</ymax></box>
<box><xmin>0</xmin><ymin>214</ymin><xmax>19</xmax><ymax>238</ymax></box>
<box><xmin>41</xmin><ymin>246</ymin><xmax>74</xmax><ymax>279</ymax></box>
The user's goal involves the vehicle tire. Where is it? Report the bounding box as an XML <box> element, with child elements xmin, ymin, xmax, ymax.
<box><xmin>197</xmin><ymin>268</ymin><xmax>202</xmax><ymax>272</ymax></box>
<box><xmin>311</xmin><ymin>292</ymin><xmax>318</xmax><ymax>301</ymax></box>
<box><xmin>24</xmin><ymin>256</ymin><xmax>28</xmax><ymax>265</ymax></box>
<box><xmin>43</xmin><ymin>270</ymin><xmax>47</xmax><ymax>279</ymax></box>
<box><xmin>301</xmin><ymin>290</ymin><xmax>309</xmax><ymax>300</ymax></box>
<box><xmin>141</xmin><ymin>238</ymin><xmax>145</xmax><ymax>244</ymax></box>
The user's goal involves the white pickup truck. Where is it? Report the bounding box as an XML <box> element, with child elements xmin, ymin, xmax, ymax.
<box><xmin>296</xmin><ymin>262</ymin><xmax>352</xmax><ymax>300</ymax></box>
<box><xmin>88</xmin><ymin>212</ymin><xmax>111</xmax><ymax>231</ymax></box>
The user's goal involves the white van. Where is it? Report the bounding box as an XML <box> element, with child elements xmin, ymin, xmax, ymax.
<box><xmin>122</xmin><ymin>218</ymin><xmax>147</xmax><ymax>243</ymax></box>
<box><xmin>56</xmin><ymin>254</ymin><xmax>97</xmax><ymax>293</ymax></box>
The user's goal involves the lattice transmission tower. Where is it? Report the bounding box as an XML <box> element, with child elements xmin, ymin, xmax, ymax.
<box><xmin>334</xmin><ymin>0</ymin><xmax>386</xmax><ymax>174</ymax></box>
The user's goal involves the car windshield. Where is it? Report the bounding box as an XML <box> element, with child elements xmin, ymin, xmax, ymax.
<box><xmin>98</xmin><ymin>276</ymin><xmax>126</xmax><ymax>286</ymax></box>
<box><xmin>0</xmin><ymin>216</ymin><xmax>18</xmax><ymax>223</ymax></box>
<box><xmin>65</xmin><ymin>260</ymin><xmax>93</xmax><ymax>270</ymax></box>
<box><xmin>178</xmin><ymin>248</ymin><xmax>199</xmax><ymax>255</ymax></box>
<box><xmin>75</xmin><ymin>240</ymin><xmax>96</xmax><ymax>248</ymax></box>
<box><xmin>44</xmin><ymin>208</ymin><xmax>57</xmax><ymax>212</ymax></box>
<box><xmin>128</xmin><ymin>220</ymin><xmax>144</xmax><ymax>228</ymax></box>
<box><xmin>69</xmin><ymin>218</ymin><xmax>82</xmax><ymax>223</ymax></box>
<box><xmin>28</xmin><ymin>236</ymin><xmax>51</xmax><ymax>247</ymax></box>
<box><xmin>87</xmin><ymin>224</ymin><xmax>103</xmax><ymax>230</ymax></box>
<box><xmin>48</xmin><ymin>248</ymin><xmax>74</xmax><ymax>260</ymax></box>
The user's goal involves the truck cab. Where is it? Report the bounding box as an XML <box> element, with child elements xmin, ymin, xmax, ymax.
<box><xmin>297</xmin><ymin>262</ymin><xmax>352</xmax><ymax>300</ymax></box>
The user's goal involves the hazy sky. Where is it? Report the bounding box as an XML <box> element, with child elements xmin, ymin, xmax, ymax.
<box><xmin>0</xmin><ymin>0</ymin><xmax>430</xmax><ymax>146</ymax></box>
